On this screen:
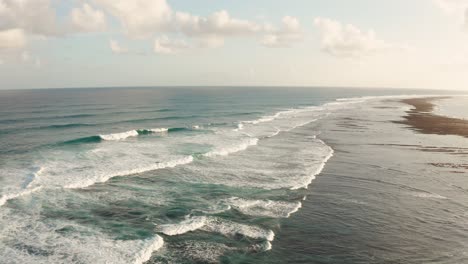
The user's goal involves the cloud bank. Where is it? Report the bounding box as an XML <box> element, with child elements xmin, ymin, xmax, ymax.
<box><xmin>90</xmin><ymin>0</ymin><xmax>303</xmax><ymax>52</ymax></box>
<box><xmin>314</xmin><ymin>17</ymin><xmax>394</xmax><ymax>58</ymax></box>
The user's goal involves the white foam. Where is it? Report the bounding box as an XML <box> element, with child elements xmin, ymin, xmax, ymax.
<box><xmin>98</xmin><ymin>128</ymin><xmax>168</xmax><ymax>141</ymax></box>
<box><xmin>168</xmin><ymin>241</ymin><xmax>234</xmax><ymax>262</ymax></box>
<box><xmin>263</xmin><ymin>241</ymin><xmax>272</xmax><ymax>251</ymax></box>
<box><xmin>226</xmin><ymin>197</ymin><xmax>302</xmax><ymax>218</ymax></box>
<box><xmin>0</xmin><ymin>167</ymin><xmax>43</xmax><ymax>207</ymax></box>
<box><xmin>291</xmin><ymin>142</ymin><xmax>334</xmax><ymax>190</ymax></box>
<box><xmin>267</xmin><ymin>128</ymin><xmax>281</xmax><ymax>138</ymax></box>
<box><xmin>286</xmin><ymin>119</ymin><xmax>318</xmax><ymax>132</ymax></box>
<box><xmin>204</xmin><ymin>138</ymin><xmax>259</xmax><ymax>157</ymax></box>
<box><xmin>411</xmin><ymin>192</ymin><xmax>447</xmax><ymax>199</ymax></box>
<box><xmin>147</xmin><ymin>128</ymin><xmax>169</xmax><ymax>133</ymax></box>
<box><xmin>197</xmin><ymin>204</ymin><xmax>232</xmax><ymax>214</ymax></box>
<box><xmin>243</xmin><ymin>112</ymin><xmax>282</xmax><ymax>125</ymax></box>
<box><xmin>0</xmin><ymin>209</ymin><xmax>165</xmax><ymax>264</ymax></box>
<box><xmin>234</xmin><ymin>123</ymin><xmax>244</xmax><ymax>131</ymax></box>
<box><xmin>64</xmin><ymin>156</ymin><xmax>194</xmax><ymax>189</ymax></box>
<box><xmin>99</xmin><ymin>130</ymin><xmax>139</xmax><ymax>141</ymax></box>
<box><xmin>249</xmin><ymin>241</ymin><xmax>272</xmax><ymax>252</ymax></box>
<box><xmin>158</xmin><ymin>216</ymin><xmax>207</xmax><ymax>236</ymax></box>
<box><xmin>132</xmin><ymin>236</ymin><xmax>164</xmax><ymax>264</ymax></box>
<box><xmin>0</xmin><ymin>186</ymin><xmax>43</xmax><ymax>207</ymax></box>
<box><xmin>157</xmin><ymin>216</ymin><xmax>274</xmax><ymax>241</ymax></box>
<box><xmin>203</xmin><ymin>217</ymin><xmax>275</xmax><ymax>241</ymax></box>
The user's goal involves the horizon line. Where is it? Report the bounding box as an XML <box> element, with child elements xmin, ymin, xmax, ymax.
<box><xmin>0</xmin><ymin>85</ymin><xmax>462</xmax><ymax>93</ymax></box>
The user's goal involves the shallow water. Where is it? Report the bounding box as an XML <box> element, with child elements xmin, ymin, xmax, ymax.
<box><xmin>0</xmin><ymin>87</ymin><xmax>466</xmax><ymax>263</ymax></box>
<box><xmin>434</xmin><ymin>96</ymin><xmax>468</xmax><ymax>120</ymax></box>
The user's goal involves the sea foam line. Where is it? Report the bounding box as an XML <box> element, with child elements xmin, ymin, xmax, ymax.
<box><xmin>132</xmin><ymin>236</ymin><xmax>164</xmax><ymax>264</ymax></box>
<box><xmin>157</xmin><ymin>216</ymin><xmax>275</xmax><ymax>242</ymax></box>
<box><xmin>291</xmin><ymin>140</ymin><xmax>335</xmax><ymax>190</ymax></box>
<box><xmin>65</xmin><ymin>156</ymin><xmax>194</xmax><ymax>189</ymax></box>
<box><xmin>0</xmin><ymin>167</ymin><xmax>44</xmax><ymax>207</ymax></box>
<box><xmin>226</xmin><ymin>197</ymin><xmax>302</xmax><ymax>218</ymax></box>
<box><xmin>204</xmin><ymin>138</ymin><xmax>259</xmax><ymax>157</ymax></box>
<box><xmin>99</xmin><ymin>128</ymin><xmax>169</xmax><ymax>141</ymax></box>
<box><xmin>0</xmin><ymin>186</ymin><xmax>43</xmax><ymax>207</ymax></box>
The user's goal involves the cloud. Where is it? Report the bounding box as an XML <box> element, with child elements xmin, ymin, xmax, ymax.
<box><xmin>0</xmin><ymin>0</ymin><xmax>58</xmax><ymax>36</ymax></box>
<box><xmin>0</xmin><ymin>28</ymin><xmax>26</xmax><ymax>50</ymax></box>
<box><xmin>109</xmin><ymin>39</ymin><xmax>128</xmax><ymax>54</ymax></box>
<box><xmin>71</xmin><ymin>3</ymin><xmax>107</xmax><ymax>32</ymax></box>
<box><xmin>174</xmin><ymin>10</ymin><xmax>265</xmax><ymax>48</ymax></box>
<box><xmin>314</xmin><ymin>17</ymin><xmax>393</xmax><ymax>58</ymax></box>
<box><xmin>175</xmin><ymin>10</ymin><xmax>261</xmax><ymax>37</ymax></box>
<box><xmin>93</xmin><ymin>0</ymin><xmax>172</xmax><ymax>38</ymax></box>
<box><xmin>154</xmin><ymin>35</ymin><xmax>189</xmax><ymax>54</ymax></box>
<box><xmin>92</xmin><ymin>0</ymin><xmax>301</xmax><ymax>49</ymax></box>
<box><xmin>262</xmin><ymin>16</ymin><xmax>303</xmax><ymax>48</ymax></box>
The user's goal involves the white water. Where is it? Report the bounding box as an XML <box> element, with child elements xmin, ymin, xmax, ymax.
<box><xmin>225</xmin><ymin>197</ymin><xmax>302</xmax><ymax>218</ymax></box>
<box><xmin>0</xmin><ymin>96</ymin><xmax>374</xmax><ymax>208</ymax></box>
<box><xmin>100</xmin><ymin>130</ymin><xmax>139</xmax><ymax>140</ymax></box>
<box><xmin>63</xmin><ymin>155</ymin><xmax>194</xmax><ymax>189</ymax></box>
<box><xmin>204</xmin><ymin>138</ymin><xmax>259</xmax><ymax>157</ymax></box>
<box><xmin>158</xmin><ymin>216</ymin><xmax>275</xmax><ymax>242</ymax></box>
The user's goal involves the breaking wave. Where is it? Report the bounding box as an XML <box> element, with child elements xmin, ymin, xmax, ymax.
<box><xmin>64</xmin><ymin>156</ymin><xmax>194</xmax><ymax>189</ymax></box>
<box><xmin>203</xmin><ymin>138</ymin><xmax>259</xmax><ymax>157</ymax></box>
<box><xmin>157</xmin><ymin>216</ymin><xmax>275</xmax><ymax>242</ymax></box>
<box><xmin>61</xmin><ymin>127</ymin><xmax>193</xmax><ymax>145</ymax></box>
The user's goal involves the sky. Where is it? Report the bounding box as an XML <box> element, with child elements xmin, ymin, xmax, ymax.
<box><xmin>1</xmin><ymin>0</ymin><xmax>468</xmax><ymax>90</ymax></box>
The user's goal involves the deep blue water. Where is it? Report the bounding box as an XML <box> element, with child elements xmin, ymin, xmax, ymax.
<box><xmin>0</xmin><ymin>87</ymin><xmax>466</xmax><ymax>264</ymax></box>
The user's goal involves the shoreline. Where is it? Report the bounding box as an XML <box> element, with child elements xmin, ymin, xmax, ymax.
<box><xmin>397</xmin><ymin>97</ymin><xmax>468</xmax><ymax>138</ymax></box>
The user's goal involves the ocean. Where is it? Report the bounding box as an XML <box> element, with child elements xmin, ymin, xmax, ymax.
<box><xmin>0</xmin><ymin>87</ymin><xmax>466</xmax><ymax>264</ymax></box>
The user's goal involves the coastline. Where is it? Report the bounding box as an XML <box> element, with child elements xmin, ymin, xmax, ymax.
<box><xmin>257</xmin><ymin>96</ymin><xmax>468</xmax><ymax>263</ymax></box>
<box><xmin>398</xmin><ymin>97</ymin><xmax>468</xmax><ymax>138</ymax></box>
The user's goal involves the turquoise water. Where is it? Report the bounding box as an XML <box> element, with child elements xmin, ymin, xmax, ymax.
<box><xmin>0</xmin><ymin>87</ymin><xmax>466</xmax><ymax>263</ymax></box>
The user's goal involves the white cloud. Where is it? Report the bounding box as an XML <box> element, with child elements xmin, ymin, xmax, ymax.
<box><xmin>93</xmin><ymin>0</ymin><xmax>172</xmax><ymax>38</ymax></box>
<box><xmin>92</xmin><ymin>0</ymin><xmax>299</xmax><ymax>49</ymax></box>
<box><xmin>174</xmin><ymin>10</ymin><xmax>264</xmax><ymax>48</ymax></box>
<box><xmin>262</xmin><ymin>16</ymin><xmax>303</xmax><ymax>48</ymax></box>
<box><xmin>71</xmin><ymin>3</ymin><xmax>107</xmax><ymax>32</ymax></box>
<box><xmin>0</xmin><ymin>28</ymin><xmax>26</xmax><ymax>50</ymax></box>
<box><xmin>175</xmin><ymin>10</ymin><xmax>261</xmax><ymax>37</ymax></box>
<box><xmin>0</xmin><ymin>0</ymin><xmax>58</xmax><ymax>36</ymax></box>
<box><xmin>109</xmin><ymin>39</ymin><xmax>128</xmax><ymax>54</ymax></box>
<box><xmin>314</xmin><ymin>17</ymin><xmax>393</xmax><ymax>58</ymax></box>
<box><xmin>154</xmin><ymin>35</ymin><xmax>189</xmax><ymax>54</ymax></box>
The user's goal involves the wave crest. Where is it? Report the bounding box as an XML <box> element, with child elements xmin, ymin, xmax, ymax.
<box><xmin>204</xmin><ymin>138</ymin><xmax>259</xmax><ymax>157</ymax></box>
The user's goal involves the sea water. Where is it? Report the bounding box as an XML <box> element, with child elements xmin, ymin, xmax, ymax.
<box><xmin>0</xmin><ymin>87</ymin><xmax>465</xmax><ymax>263</ymax></box>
